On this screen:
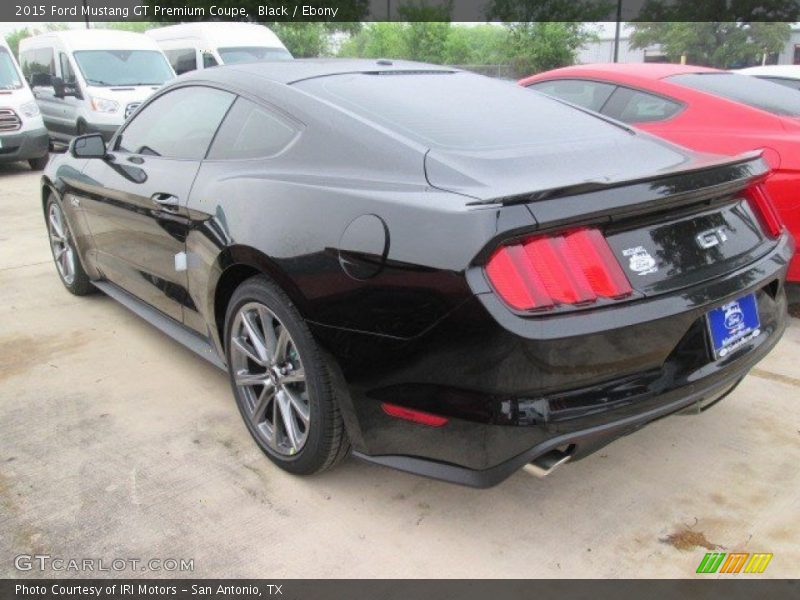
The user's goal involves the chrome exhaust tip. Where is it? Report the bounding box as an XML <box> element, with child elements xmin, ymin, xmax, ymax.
<box><xmin>522</xmin><ymin>448</ymin><xmax>572</xmax><ymax>478</ymax></box>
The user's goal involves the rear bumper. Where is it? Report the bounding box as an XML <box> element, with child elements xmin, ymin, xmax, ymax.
<box><xmin>325</xmin><ymin>233</ymin><xmax>792</xmax><ymax>487</ymax></box>
<box><xmin>0</xmin><ymin>127</ymin><xmax>49</xmax><ymax>162</ymax></box>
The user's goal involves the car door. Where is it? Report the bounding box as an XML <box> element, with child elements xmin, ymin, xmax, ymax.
<box><xmin>79</xmin><ymin>85</ymin><xmax>235</xmax><ymax>321</ymax></box>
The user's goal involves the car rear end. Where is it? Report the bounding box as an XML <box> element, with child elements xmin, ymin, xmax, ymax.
<box><xmin>294</xmin><ymin>68</ymin><xmax>793</xmax><ymax>486</ymax></box>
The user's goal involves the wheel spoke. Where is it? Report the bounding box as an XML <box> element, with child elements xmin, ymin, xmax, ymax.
<box><xmin>241</xmin><ymin>310</ymin><xmax>269</xmax><ymax>363</ymax></box>
<box><xmin>283</xmin><ymin>386</ymin><xmax>309</xmax><ymax>424</ymax></box>
<box><xmin>234</xmin><ymin>370</ymin><xmax>267</xmax><ymax>387</ymax></box>
<box><xmin>281</xmin><ymin>366</ymin><xmax>305</xmax><ymax>385</ymax></box>
<box><xmin>49</xmin><ymin>212</ymin><xmax>65</xmax><ymax>239</ymax></box>
<box><xmin>231</xmin><ymin>336</ymin><xmax>265</xmax><ymax>367</ymax></box>
<box><xmin>257</xmin><ymin>306</ymin><xmax>279</xmax><ymax>359</ymax></box>
<box><xmin>251</xmin><ymin>382</ymin><xmax>275</xmax><ymax>424</ymax></box>
<box><xmin>275</xmin><ymin>328</ymin><xmax>290</xmax><ymax>362</ymax></box>
<box><xmin>276</xmin><ymin>389</ymin><xmax>300</xmax><ymax>451</ymax></box>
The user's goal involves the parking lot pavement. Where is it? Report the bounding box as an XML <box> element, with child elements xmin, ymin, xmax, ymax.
<box><xmin>1</xmin><ymin>162</ymin><xmax>798</xmax><ymax>579</ymax></box>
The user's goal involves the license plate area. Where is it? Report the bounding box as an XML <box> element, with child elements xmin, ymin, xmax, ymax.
<box><xmin>706</xmin><ymin>293</ymin><xmax>760</xmax><ymax>359</ymax></box>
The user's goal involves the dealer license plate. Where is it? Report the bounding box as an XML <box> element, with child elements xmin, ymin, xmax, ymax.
<box><xmin>706</xmin><ymin>293</ymin><xmax>760</xmax><ymax>359</ymax></box>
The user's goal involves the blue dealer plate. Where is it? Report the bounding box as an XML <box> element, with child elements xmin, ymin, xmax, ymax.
<box><xmin>706</xmin><ymin>293</ymin><xmax>760</xmax><ymax>359</ymax></box>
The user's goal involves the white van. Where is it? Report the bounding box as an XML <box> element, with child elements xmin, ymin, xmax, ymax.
<box><xmin>19</xmin><ymin>29</ymin><xmax>175</xmax><ymax>142</ymax></box>
<box><xmin>146</xmin><ymin>23</ymin><xmax>292</xmax><ymax>75</ymax></box>
<box><xmin>0</xmin><ymin>38</ymin><xmax>49</xmax><ymax>170</ymax></box>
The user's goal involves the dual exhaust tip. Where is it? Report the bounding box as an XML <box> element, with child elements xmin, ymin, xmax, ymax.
<box><xmin>522</xmin><ymin>447</ymin><xmax>572</xmax><ymax>478</ymax></box>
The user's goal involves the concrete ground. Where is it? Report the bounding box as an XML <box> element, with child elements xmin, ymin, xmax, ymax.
<box><xmin>1</xmin><ymin>162</ymin><xmax>798</xmax><ymax>579</ymax></box>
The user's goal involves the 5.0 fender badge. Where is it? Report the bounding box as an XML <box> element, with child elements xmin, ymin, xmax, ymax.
<box><xmin>622</xmin><ymin>246</ymin><xmax>658</xmax><ymax>276</ymax></box>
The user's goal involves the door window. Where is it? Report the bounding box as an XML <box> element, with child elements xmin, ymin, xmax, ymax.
<box><xmin>59</xmin><ymin>53</ymin><xmax>76</xmax><ymax>84</ymax></box>
<box><xmin>526</xmin><ymin>79</ymin><xmax>616</xmax><ymax>112</ymax></box>
<box><xmin>602</xmin><ymin>87</ymin><xmax>684</xmax><ymax>123</ymax></box>
<box><xmin>207</xmin><ymin>98</ymin><xmax>298</xmax><ymax>160</ymax></box>
<box><xmin>19</xmin><ymin>47</ymin><xmax>55</xmax><ymax>86</ymax></box>
<box><xmin>116</xmin><ymin>86</ymin><xmax>235</xmax><ymax>159</ymax></box>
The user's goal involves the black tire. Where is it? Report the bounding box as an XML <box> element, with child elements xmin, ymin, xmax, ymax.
<box><xmin>224</xmin><ymin>275</ymin><xmax>350</xmax><ymax>475</ymax></box>
<box><xmin>28</xmin><ymin>155</ymin><xmax>49</xmax><ymax>171</ymax></box>
<box><xmin>45</xmin><ymin>194</ymin><xmax>94</xmax><ymax>296</ymax></box>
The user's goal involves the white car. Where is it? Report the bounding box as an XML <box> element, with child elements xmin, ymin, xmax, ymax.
<box><xmin>738</xmin><ymin>65</ymin><xmax>800</xmax><ymax>91</ymax></box>
<box><xmin>146</xmin><ymin>22</ymin><xmax>291</xmax><ymax>75</ymax></box>
<box><xmin>19</xmin><ymin>29</ymin><xmax>175</xmax><ymax>142</ymax></box>
<box><xmin>0</xmin><ymin>37</ymin><xmax>49</xmax><ymax>170</ymax></box>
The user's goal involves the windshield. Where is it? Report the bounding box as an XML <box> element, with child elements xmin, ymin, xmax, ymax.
<box><xmin>0</xmin><ymin>47</ymin><xmax>23</xmax><ymax>90</ymax></box>
<box><xmin>217</xmin><ymin>46</ymin><xmax>292</xmax><ymax>64</ymax></box>
<box><xmin>73</xmin><ymin>50</ymin><xmax>173</xmax><ymax>86</ymax></box>
<box><xmin>668</xmin><ymin>72</ymin><xmax>800</xmax><ymax>117</ymax></box>
<box><xmin>296</xmin><ymin>71</ymin><xmax>631</xmax><ymax>150</ymax></box>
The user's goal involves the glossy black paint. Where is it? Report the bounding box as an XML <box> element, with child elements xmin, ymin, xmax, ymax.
<box><xmin>41</xmin><ymin>60</ymin><xmax>793</xmax><ymax>487</ymax></box>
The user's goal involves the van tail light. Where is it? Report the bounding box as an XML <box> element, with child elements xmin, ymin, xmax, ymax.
<box><xmin>746</xmin><ymin>184</ymin><xmax>783</xmax><ymax>239</ymax></box>
<box><xmin>485</xmin><ymin>228</ymin><xmax>632</xmax><ymax>311</ymax></box>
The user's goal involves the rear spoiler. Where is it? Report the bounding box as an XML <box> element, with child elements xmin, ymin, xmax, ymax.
<box><xmin>466</xmin><ymin>150</ymin><xmax>767</xmax><ymax>209</ymax></box>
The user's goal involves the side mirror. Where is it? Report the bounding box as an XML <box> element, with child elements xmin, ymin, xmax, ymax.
<box><xmin>52</xmin><ymin>76</ymin><xmax>66</xmax><ymax>98</ymax></box>
<box><xmin>69</xmin><ymin>133</ymin><xmax>107</xmax><ymax>159</ymax></box>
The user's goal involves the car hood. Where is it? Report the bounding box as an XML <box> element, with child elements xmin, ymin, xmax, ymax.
<box><xmin>424</xmin><ymin>130</ymin><xmax>740</xmax><ymax>204</ymax></box>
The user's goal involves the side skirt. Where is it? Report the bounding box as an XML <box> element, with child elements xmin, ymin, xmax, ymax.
<box><xmin>92</xmin><ymin>280</ymin><xmax>226</xmax><ymax>371</ymax></box>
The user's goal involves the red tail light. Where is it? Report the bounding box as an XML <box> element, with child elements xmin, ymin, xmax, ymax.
<box><xmin>485</xmin><ymin>228</ymin><xmax>632</xmax><ymax>311</ymax></box>
<box><xmin>381</xmin><ymin>403</ymin><xmax>448</xmax><ymax>427</ymax></box>
<box><xmin>746</xmin><ymin>184</ymin><xmax>783</xmax><ymax>238</ymax></box>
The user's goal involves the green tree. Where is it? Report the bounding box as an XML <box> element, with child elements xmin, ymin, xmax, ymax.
<box><xmin>4</xmin><ymin>28</ymin><xmax>31</xmax><ymax>58</ymax></box>
<box><xmin>629</xmin><ymin>22</ymin><xmax>791</xmax><ymax>68</ymax></box>
<box><xmin>98</xmin><ymin>22</ymin><xmax>159</xmax><ymax>33</ymax></box>
<box><xmin>338</xmin><ymin>23</ymin><xmax>407</xmax><ymax>59</ymax></box>
<box><xmin>268</xmin><ymin>22</ymin><xmax>331</xmax><ymax>57</ymax></box>
<box><xmin>442</xmin><ymin>25</ymin><xmax>508</xmax><ymax>66</ymax></box>
<box><xmin>504</xmin><ymin>22</ymin><xmax>598</xmax><ymax>77</ymax></box>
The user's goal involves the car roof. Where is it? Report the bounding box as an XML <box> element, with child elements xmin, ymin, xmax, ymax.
<box><xmin>524</xmin><ymin>62</ymin><xmax>722</xmax><ymax>83</ymax></box>
<box><xmin>146</xmin><ymin>22</ymin><xmax>286</xmax><ymax>50</ymax></box>
<box><xmin>178</xmin><ymin>58</ymin><xmax>457</xmax><ymax>87</ymax></box>
<box><xmin>738</xmin><ymin>64</ymin><xmax>800</xmax><ymax>79</ymax></box>
<box><xmin>19</xmin><ymin>29</ymin><xmax>163</xmax><ymax>52</ymax></box>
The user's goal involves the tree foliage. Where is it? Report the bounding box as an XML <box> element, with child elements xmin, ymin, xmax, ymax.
<box><xmin>629</xmin><ymin>22</ymin><xmax>791</xmax><ymax>68</ymax></box>
<box><xmin>4</xmin><ymin>23</ymin><xmax>68</xmax><ymax>58</ymax></box>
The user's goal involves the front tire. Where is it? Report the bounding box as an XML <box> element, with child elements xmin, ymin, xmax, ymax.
<box><xmin>45</xmin><ymin>195</ymin><xmax>94</xmax><ymax>296</ymax></box>
<box><xmin>224</xmin><ymin>276</ymin><xmax>350</xmax><ymax>475</ymax></box>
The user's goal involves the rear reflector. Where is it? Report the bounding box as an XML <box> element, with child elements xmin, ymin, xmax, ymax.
<box><xmin>485</xmin><ymin>228</ymin><xmax>632</xmax><ymax>311</ymax></box>
<box><xmin>746</xmin><ymin>184</ymin><xmax>783</xmax><ymax>238</ymax></box>
<box><xmin>381</xmin><ymin>403</ymin><xmax>448</xmax><ymax>427</ymax></box>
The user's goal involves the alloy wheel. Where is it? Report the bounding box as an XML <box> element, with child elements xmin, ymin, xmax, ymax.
<box><xmin>230</xmin><ymin>302</ymin><xmax>310</xmax><ymax>456</ymax></box>
<box><xmin>47</xmin><ymin>202</ymin><xmax>75</xmax><ymax>286</ymax></box>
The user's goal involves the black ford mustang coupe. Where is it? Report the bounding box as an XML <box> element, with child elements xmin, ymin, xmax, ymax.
<box><xmin>42</xmin><ymin>60</ymin><xmax>793</xmax><ymax>487</ymax></box>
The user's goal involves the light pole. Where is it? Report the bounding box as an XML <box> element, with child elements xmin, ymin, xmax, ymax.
<box><xmin>613</xmin><ymin>0</ymin><xmax>622</xmax><ymax>62</ymax></box>
<box><xmin>83</xmin><ymin>0</ymin><xmax>90</xmax><ymax>29</ymax></box>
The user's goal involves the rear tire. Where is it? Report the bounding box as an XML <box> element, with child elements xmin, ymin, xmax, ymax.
<box><xmin>28</xmin><ymin>155</ymin><xmax>49</xmax><ymax>171</ymax></box>
<box><xmin>224</xmin><ymin>275</ymin><xmax>350</xmax><ymax>475</ymax></box>
<box><xmin>45</xmin><ymin>194</ymin><xmax>94</xmax><ymax>296</ymax></box>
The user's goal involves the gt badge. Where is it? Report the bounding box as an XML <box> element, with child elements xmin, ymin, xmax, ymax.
<box><xmin>623</xmin><ymin>246</ymin><xmax>658</xmax><ymax>275</ymax></box>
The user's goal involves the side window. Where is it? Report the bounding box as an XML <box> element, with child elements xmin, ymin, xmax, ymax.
<box><xmin>164</xmin><ymin>48</ymin><xmax>197</xmax><ymax>75</ymax></box>
<box><xmin>116</xmin><ymin>86</ymin><xmax>235</xmax><ymax>160</ymax></box>
<box><xmin>527</xmin><ymin>79</ymin><xmax>616</xmax><ymax>112</ymax></box>
<box><xmin>202</xmin><ymin>52</ymin><xmax>219</xmax><ymax>69</ymax></box>
<box><xmin>207</xmin><ymin>97</ymin><xmax>298</xmax><ymax>160</ymax></box>
<box><xmin>20</xmin><ymin>47</ymin><xmax>55</xmax><ymax>86</ymax></box>
<box><xmin>602</xmin><ymin>87</ymin><xmax>683</xmax><ymax>124</ymax></box>
<box><xmin>59</xmin><ymin>53</ymin><xmax>76</xmax><ymax>84</ymax></box>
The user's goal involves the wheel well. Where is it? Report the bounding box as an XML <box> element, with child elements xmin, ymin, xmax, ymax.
<box><xmin>42</xmin><ymin>183</ymin><xmax>53</xmax><ymax>212</ymax></box>
<box><xmin>214</xmin><ymin>264</ymin><xmax>261</xmax><ymax>343</ymax></box>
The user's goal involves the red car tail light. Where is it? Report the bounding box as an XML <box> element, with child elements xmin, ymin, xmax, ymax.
<box><xmin>746</xmin><ymin>184</ymin><xmax>783</xmax><ymax>239</ymax></box>
<box><xmin>381</xmin><ymin>403</ymin><xmax>448</xmax><ymax>427</ymax></box>
<box><xmin>485</xmin><ymin>228</ymin><xmax>632</xmax><ymax>311</ymax></box>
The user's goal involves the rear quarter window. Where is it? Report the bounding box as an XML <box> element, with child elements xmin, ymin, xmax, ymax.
<box><xmin>602</xmin><ymin>87</ymin><xmax>683</xmax><ymax>124</ymax></box>
<box><xmin>207</xmin><ymin>97</ymin><xmax>298</xmax><ymax>160</ymax></box>
<box><xmin>669</xmin><ymin>72</ymin><xmax>800</xmax><ymax>116</ymax></box>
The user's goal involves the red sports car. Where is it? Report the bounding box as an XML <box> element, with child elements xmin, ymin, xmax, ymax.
<box><xmin>520</xmin><ymin>63</ymin><xmax>800</xmax><ymax>281</ymax></box>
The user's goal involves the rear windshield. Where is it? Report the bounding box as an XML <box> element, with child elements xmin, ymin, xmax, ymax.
<box><xmin>0</xmin><ymin>47</ymin><xmax>23</xmax><ymax>90</ymax></box>
<box><xmin>218</xmin><ymin>46</ymin><xmax>292</xmax><ymax>64</ymax></box>
<box><xmin>295</xmin><ymin>71</ymin><xmax>631</xmax><ymax>150</ymax></box>
<box><xmin>668</xmin><ymin>72</ymin><xmax>800</xmax><ymax>116</ymax></box>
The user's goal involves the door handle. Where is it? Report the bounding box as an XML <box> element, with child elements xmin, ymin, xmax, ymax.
<box><xmin>151</xmin><ymin>193</ymin><xmax>180</xmax><ymax>211</ymax></box>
